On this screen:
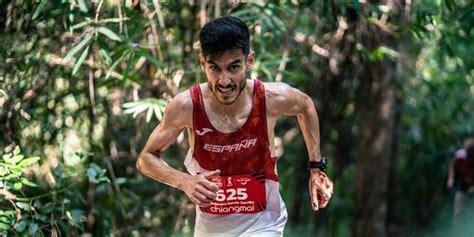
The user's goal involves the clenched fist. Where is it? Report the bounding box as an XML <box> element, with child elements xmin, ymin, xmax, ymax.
<box><xmin>180</xmin><ymin>170</ymin><xmax>221</xmax><ymax>207</ymax></box>
<box><xmin>309</xmin><ymin>169</ymin><xmax>334</xmax><ymax>211</ymax></box>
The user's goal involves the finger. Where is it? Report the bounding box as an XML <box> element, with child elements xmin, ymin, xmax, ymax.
<box><xmin>198</xmin><ymin>201</ymin><xmax>211</xmax><ymax>207</ymax></box>
<box><xmin>318</xmin><ymin>187</ymin><xmax>332</xmax><ymax>208</ymax></box>
<box><xmin>200</xmin><ymin>179</ymin><xmax>220</xmax><ymax>192</ymax></box>
<box><xmin>318</xmin><ymin>192</ymin><xmax>329</xmax><ymax>208</ymax></box>
<box><xmin>193</xmin><ymin>191</ymin><xmax>212</xmax><ymax>206</ymax></box>
<box><xmin>320</xmin><ymin>175</ymin><xmax>334</xmax><ymax>193</ymax></box>
<box><xmin>195</xmin><ymin>200</ymin><xmax>211</xmax><ymax>207</ymax></box>
<box><xmin>325</xmin><ymin>179</ymin><xmax>334</xmax><ymax>194</ymax></box>
<box><xmin>310</xmin><ymin>180</ymin><xmax>319</xmax><ymax>211</ymax></box>
<box><xmin>319</xmin><ymin>199</ymin><xmax>328</xmax><ymax>208</ymax></box>
<box><xmin>196</xmin><ymin>185</ymin><xmax>217</xmax><ymax>200</ymax></box>
<box><xmin>202</xmin><ymin>169</ymin><xmax>220</xmax><ymax>179</ymax></box>
<box><xmin>189</xmin><ymin>195</ymin><xmax>208</xmax><ymax>207</ymax></box>
<box><xmin>200</xmin><ymin>170</ymin><xmax>221</xmax><ymax>192</ymax></box>
<box><xmin>319</xmin><ymin>184</ymin><xmax>334</xmax><ymax>208</ymax></box>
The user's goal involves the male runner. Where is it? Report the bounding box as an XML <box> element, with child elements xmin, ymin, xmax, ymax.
<box><xmin>447</xmin><ymin>138</ymin><xmax>474</xmax><ymax>226</ymax></box>
<box><xmin>137</xmin><ymin>16</ymin><xmax>334</xmax><ymax>236</ymax></box>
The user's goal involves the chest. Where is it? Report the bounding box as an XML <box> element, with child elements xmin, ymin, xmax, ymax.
<box><xmin>204</xmin><ymin>103</ymin><xmax>253</xmax><ymax>133</ymax></box>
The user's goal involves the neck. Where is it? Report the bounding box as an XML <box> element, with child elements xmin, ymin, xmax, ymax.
<box><xmin>208</xmin><ymin>79</ymin><xmax>252</xmax><ymax>114</ymax></box>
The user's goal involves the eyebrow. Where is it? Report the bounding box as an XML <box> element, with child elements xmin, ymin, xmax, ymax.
<box><xmin>206</xmin><ymin>60</ymin><xmax>217</xmax><ymax>65</ymax></box>
<box><xmin>206</xmin><ymin>59</ymin><xmax>242</xmax><ymax>65</ymax></box>
<box><xmin>228</xmin><ymin>59</ymin><xmax>242</xmax><ymax>65</ymax></box>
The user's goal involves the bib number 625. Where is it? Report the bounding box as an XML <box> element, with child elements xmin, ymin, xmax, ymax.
<box><xmin>215</xmin><ymin>188</ymin><xmax>248</xmax><ymax>202</ymax></box>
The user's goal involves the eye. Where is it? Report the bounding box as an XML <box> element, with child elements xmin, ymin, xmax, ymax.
<box><xmin>229</xmin><ymin>65</ymin><xmax>240</xmax><ymax>71</ymax></box>
<box><xmin>209</xmin><ymin>65</ymin><xmax>219</xmax><ymax>71</ymax></box>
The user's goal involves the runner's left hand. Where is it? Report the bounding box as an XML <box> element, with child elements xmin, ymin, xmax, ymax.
<box><xmin>309</xmin><ymin>170</ymin><xmax>333</xmax><ymax>211</ymax></box>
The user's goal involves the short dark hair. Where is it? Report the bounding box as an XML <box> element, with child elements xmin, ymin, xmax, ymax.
<box><xmin>199</xmin><ymin>16</ymin><xmax>250</xmax><ymax>57</ymax></box>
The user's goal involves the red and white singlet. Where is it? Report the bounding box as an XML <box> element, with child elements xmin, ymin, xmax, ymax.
<box><xmin>454</xmin><ymin>148</ymin><xmax>474</xmax><ymax>192</ymax></box>
<box><xmin>184</xmin><ymin>80</ymin><xmax>287</xmax><ymax>236</ymax></box>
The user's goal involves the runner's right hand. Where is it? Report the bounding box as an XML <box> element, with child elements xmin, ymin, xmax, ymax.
<box><xmin>181</xmin><ymin>170</ymin><xmax>220</xmax><ymax>207</ymax></box>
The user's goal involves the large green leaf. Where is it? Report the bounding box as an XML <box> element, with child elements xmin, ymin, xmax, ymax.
<box><xmin>135</xmin><ymin>50</ymin><xmax>164</xmax><ymax>67</ymax></box>
<box><xmin>15</xmin><ymin>220</ymin><xmax>27</xmax><ymax>232</ymax></box>
<box><xmin>13</xmin><ymin>146</ymin><xmax>20</xmax><ymax>156</ymax></box>
<box><xmin>122</xmin><ymin>51</ymin><xmax>135</xmax><ymax>81</ymax></box>
<box><xmin>4</xmin><ymin>155</ymin><xmax>23</xmax><ymax>165</ymax></box>
<box><xmin>62</xmin><ymin>34</ymin><xmax>93</xmax><ymax>63</ymax></box>
<box><xmin>72</xmin><ymin>45</ymin><xmax>90</xmax><ymax>76</ymax></box>
<box><xmin>106</xmin><ymin>49</ymin><xmax>130</xmax><ymax>79</ymax></box>
<box><xmin>145</xmin><ymin>106</ymin><xmax>154</xmax><ymax>122</ymax></box>
<box><xmin>13</xmin><ymin>182</ymin><xmax>22</xmax><ymax>190</ymax></box>
<box><xmin>97</xmin><ymin>27</ymin><xmax>121</xmax><ymax>42</ymax></box>
<box><xmin>32</xmin><ymin>0</ymin><xmax>48</xmax><ymax>20</ymax></box>
<box><xmin>18</xmin><ymin>157</ymin><xmax>40</xmax><ymax>167</ymax></box>
<box><xmin>123</xmin><ymin>99</ymin><xmax>167</xmax><ymax>121</ymax></box>
<box><xmin>20</xmin><ymin>177</ymin><xmax>37</xmax><ymax>187</ymax></box>
<box><xmin>98</xmin><ymin>40</ymin><xmax>113</xmax><ymax>65</ymax></box>
<box><xmin>77</xmin><ymin>0</ymin><xmax>89</xmax><ymax>13</ymax></box>
<box><xmin>153</xmin><ymin>104</ymin><xmax>163</xmax><ymax>121</ymax></box>
<box><xmin>126</xmin><ymin>103</ymin><xmax>149</xmax><ymax>117</ymax></box>
<box><xmin>28</xmin><ymin>223</ymin><xmax>38</xmax><ymax>235</ymax></box>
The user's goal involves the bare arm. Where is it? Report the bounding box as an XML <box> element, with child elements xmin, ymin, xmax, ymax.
<box><xmin>267</xmin><ymin>83</ymin><xmax>322</xmax><ymax>162</ymax></box>
<box><xmin>447</xmin><ymin>154</ymin><xmax>456</xmax><ymax>188</ymax></box>
<box><xmin>266</xmin><ymin>82</ymin><xmax>333</xmax><ymax>211</ymax></box>
<box><xmin>136</xmin><ymin>91</ymin><xmax>220</xmax><ymax>206</ymax></box>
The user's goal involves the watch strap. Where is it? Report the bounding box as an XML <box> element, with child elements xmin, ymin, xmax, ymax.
<box><xmin>309</xmin><ymin>157</ymin><xmax>327</xmax><ymax>171</ymax></box>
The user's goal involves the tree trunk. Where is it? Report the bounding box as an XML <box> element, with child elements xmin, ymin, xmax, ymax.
<box><xmin>353</xmin><ymin>12</ymin><xmax>399</xmax><ymax>237</ymax></box>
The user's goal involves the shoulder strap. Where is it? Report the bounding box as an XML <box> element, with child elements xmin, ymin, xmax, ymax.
<box><xmin>253</xmin><ymin>80</ymin><xmax>267</xmax><ymax>116</ymax></box>
<box><xmin>189</xmin><ymin>85</ymin><xmax>209</xmax><ymax>129</ymax></box>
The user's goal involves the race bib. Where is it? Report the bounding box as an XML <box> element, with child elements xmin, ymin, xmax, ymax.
<box><xmin>200</xmin><ymin>172</ymin><xmax>266</xmax><ymax>215</ymax></box>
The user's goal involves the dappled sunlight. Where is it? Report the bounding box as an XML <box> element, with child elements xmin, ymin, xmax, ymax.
<box><xmin>1</xmin><ymin>0</ymin><xmax>473</xmax><ymax>236</ymax></box>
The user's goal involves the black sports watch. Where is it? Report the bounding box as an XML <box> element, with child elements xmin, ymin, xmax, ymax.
<box><xmin>309</xmin><ymin>157</ymin><xmax>327</xmax><ymax>171</ymax></box>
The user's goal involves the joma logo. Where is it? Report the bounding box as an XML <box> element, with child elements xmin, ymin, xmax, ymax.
<box><xmin>195</xmin><ymin>128</ymin><xmax>213</xmax><ymax>136</ymax></box>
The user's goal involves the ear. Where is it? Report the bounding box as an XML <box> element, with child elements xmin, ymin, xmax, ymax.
<box><xmin>199</xmin><ymin>53</ymin><xmax>206</xmax><ymax>71</ymax></box>
<box><xmin>246</xmin><ymin>51</ymin><xmax>255</xmax><ymax>70</ymax></box>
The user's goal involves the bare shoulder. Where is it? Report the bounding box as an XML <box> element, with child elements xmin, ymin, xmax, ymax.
<box><xmin>264</xmin><ymin>82</ymin><xmax>299</xmax><ymax>114</ymax></box>
<box><xmin>263</xmin><ymin>82</ymin><xmax>312</xmax><ymax>116</ymax></box>
<box><xmin>162</xmin><ymin>89</ymin><xmax>193</xmax><ymax>129</ymax></box>
<box><xmin>264</xmin><ymin>81</ymin><xmax>293</xmax><ymax>96</ymax></box>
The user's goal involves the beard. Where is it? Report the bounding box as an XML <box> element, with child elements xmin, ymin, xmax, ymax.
<box><xmin>209</xmin><ymin>79</ymin><xmax>247</xmax><ymax>105</ymax></box>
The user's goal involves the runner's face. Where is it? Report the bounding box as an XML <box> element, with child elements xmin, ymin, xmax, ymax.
<box><xmin>200</xmin><ymin>50</ymin><xmax>254</xmax><ymax>105</ymax></box>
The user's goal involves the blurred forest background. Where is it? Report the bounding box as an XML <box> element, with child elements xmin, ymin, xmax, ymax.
<box><xmin>1</xmin><ymin>0</ymin><xmax>473</xmax><ymax>236</ymax></box>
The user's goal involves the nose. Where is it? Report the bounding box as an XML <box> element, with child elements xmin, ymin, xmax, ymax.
<box><xmin>218</xmin><ymin>72</ymin><xmax>231</xmax><ymax>87</ymax></box>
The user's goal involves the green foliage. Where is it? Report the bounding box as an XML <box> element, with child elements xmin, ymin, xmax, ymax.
<box><xmin>1</xmin><ymin>0</ymin><xmax>473</xmax><ymax>236</ymax></box>
<box><xmin>368</xmin><ymin>46</ymin><xmax>399</xmax><ymax>61</ymax></box>
<box><xmin>1</xmin><ymin>148</ymin><xmax>39</xmax><ymax>191</ymax></box>
<box><xmin>0</xmin><ymin>147</ymin><xmax>39</xmax><ymax>234</ymax></box>
<box><xmin>396</xmin><ymin>0</ymin><xmax>474</xmax><ymax>234</ymax></box>
<box><xmin>123</xmin><ymin>98</ymin><xmax>168</xmax><ymax>122</ymax></box>
<box><xmin>86</xmin><ymin>163</ymin><xmax>110</xmax><ymax>184</ymax></box>
<box><xmin>0</xmin><ymin>146</ymin><xmax>113</xmax><ymax>236</ymax></box>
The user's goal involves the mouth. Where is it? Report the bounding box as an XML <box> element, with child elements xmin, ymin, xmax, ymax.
<box><xmin>216</xmin><ymin>85</ymin><xmax>236</xmax><ymax>95</ymax></box>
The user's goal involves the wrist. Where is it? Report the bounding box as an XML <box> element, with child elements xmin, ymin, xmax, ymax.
<box><xmin>309</xmin><ymin>157</ymin><xmax>327</xmax><ymax>171</ymax></box>
<box><xmin>172</xmin><ymin>172</ymin><xmax>191</xmax><ymax>191</ymax></box>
